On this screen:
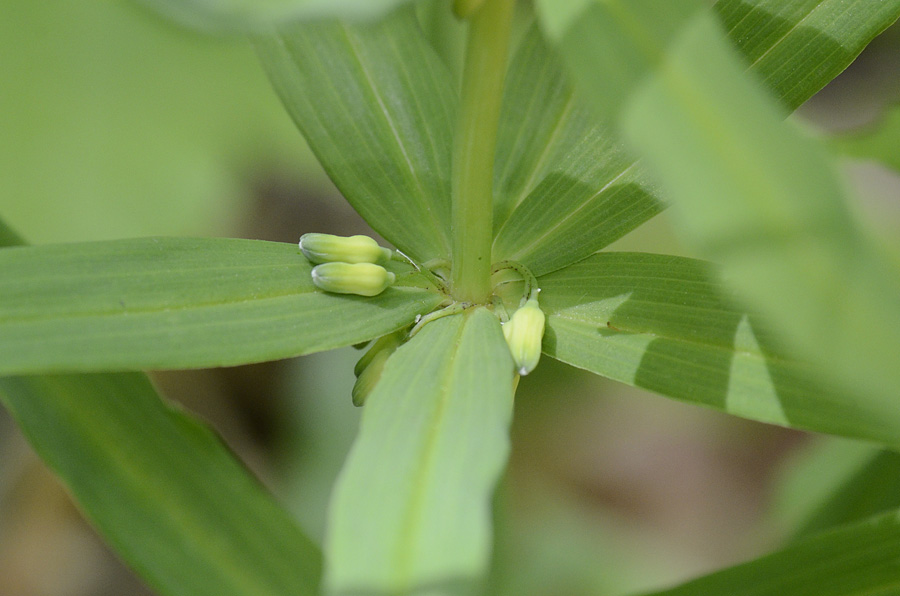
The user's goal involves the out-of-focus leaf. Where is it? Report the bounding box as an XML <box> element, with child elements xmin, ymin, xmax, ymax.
<box><xmin>539</xmin><ymin>253</ymin><xmax>900</xmax><ymax>448</ymax></box>
<box><xmin>831</xmin><ymin>104</ymin><xmax>900</xmax><ymax>174</ymax></box>
<box><xmin>536</xmin><ymin>0</ymin><xmax>900</xmax><ymax>411</ymax></box>
<box><xmin>254</xmin><ymin>8</ymin><xmax>455</xmax><ymax>262</ymax></box>
<box><xmin>0</xmin><ymin>238</ymin><xmax>443</xmax><ymax>374</ymax></box>
<box><xmin>774</xmin><ymin>439</ymin><xmax>900</xmax><ymax>540</ymax></box>
<box><xmin>638</xmin><ymin>509</ymin><xmax>900</xmax><ymax>596</ymax></box>
<box><xmin>0</xmin><ymin>0</ymin><xmax>313</xmax><ymax>244</ymax></box>
<box><xmin>324</xmin><ymin>308</ymin><xmax>514</xmax><ymax>595</ymax></box>
<box><xmin>134</xmin><ymin>0</ymin><xmax>421</xmax><ymax>32</ymax></box>
<box><xmin>496</xmin><ymin>0</ymin><xmax>897</xmax><ymax>276</ymax></box>
<box><xmin>491</xmin><ymin>26</ymin><xmax>662</xmax><ymax>276</ymax></box>
<box><xmin>0</xmin><ymin>373</ymin><xmax>321</xmax><ymax>596</ymax></box>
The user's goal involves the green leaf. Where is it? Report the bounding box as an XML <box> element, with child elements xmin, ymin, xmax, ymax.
<box><xmin>0</xmin><ymin>237</ymin><xmax>444</xmax><ymax>374</ymax></box>
<box><xmin>538</xmin><ymin>253</ymin><xmax>900</xmax><ymax>448</ymax></box>
<box><xmin>133</xmin><ymin>0</ymin><xmax>421</xmax><ymax>32</ymax></box>
<box><xmin>715</xmin><ymin>0</ymin><xmax>900</xmax><ymax>112</ymax></box>
<box><xmin>536</xmin><ymin>1</ymin><xmax>900</xmax><ymax>414</ymax></box>
<box><xmin>325</xmin><ymin>307</ymin><xmax>515</xmax><ymax>595</ymax></box>
<box><xmin>638</xmin><ymin>509</ymin><xmax>900</xmax><ymax>596</ymax></box>
<box><xmin>254</xmin><ymin>8</ymin><xmax>455</xmax><ymax>263</ymax></box>
<box><xmin>774</xmin><ymin>439</ymin><xmax>900</xmax><ymax>540</ymax></box>
<box><xmin>0</xmin><ymin>373</ymin><xmax>321</xmax><ymax>596</ymax></box>
<box><xmin>491</xmin><ymin>26</ymin><xmax>662</xmax><ymax>276</ymax></box>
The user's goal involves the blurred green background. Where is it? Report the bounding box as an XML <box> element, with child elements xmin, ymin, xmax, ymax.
<box><xmin>1</xmin><ymin>1</ymin><xmax>898</xmax><ymax>595</ymax></box>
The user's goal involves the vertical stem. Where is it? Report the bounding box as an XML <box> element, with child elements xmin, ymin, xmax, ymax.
<box><xmin>450</xmin><ymin>0</ymin><xmax>516</xmax><ymax>304</ymax></box>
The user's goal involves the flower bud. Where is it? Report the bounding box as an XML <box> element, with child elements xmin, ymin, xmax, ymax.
<box><xmin>311</xmin><ymin>262</ymin><xmax>395</xmax><ymax>297</ymax></box>
<box><xmin>502</xmin><ymin>296</ymin><xmax>545</xmax><ymax>376</ymax></box>
<box><xmin>299</xmin><ymin>233</ymin><xmax>392</xmax><ymax>265</ymax></box>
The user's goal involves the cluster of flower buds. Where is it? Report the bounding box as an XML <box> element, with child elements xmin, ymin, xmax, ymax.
<box><xmin>352</xmin><ymin>331</ymin><xmax>404</xmax><ymax>406</ymax></box>
<box><xmin>502</xmin><ymin>294</ymin><xmax>545</xmax><ymax>376</ymax></box>
<box><xmin>299</xmin><ymin>233</ymin><xmax>395</xmax><ymax>297</ymax></box>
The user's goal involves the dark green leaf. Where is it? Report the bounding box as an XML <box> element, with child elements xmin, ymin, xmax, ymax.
<box><xmin>539</xmin><ymin>253</ymin><xmax>900</xmax><ymax>447</ymax></box>
<box><xmin>0</xmin><ymin>373</ymin><xmax>321</xmax><ymax>596</ymax></box>
<box><xmin>325</xmin><ymin>307</ymin><xmax>514</xmax><ymax>595</ymax></box>
<box><xmin>254</xmin><ymin>9</ymin><xmax>455</xmax><ymax>262</ymax></box>
<box><xmin>639</xmin><ymin>509</ymin><xmax>900</xmax><ymax>596</ymax></box>
<box><xmin>0</xmin><ymin>237</ymin><xmax>444</xmax><ymax>374</ymax></box>
<box><xmin>774</xmin><ymin>440</ymin><xmax>900</xmax><ymax>540</ymax></box>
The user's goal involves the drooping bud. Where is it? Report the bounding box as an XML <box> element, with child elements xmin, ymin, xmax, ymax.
<box><xmin>502</xmin><ymin>296</ymin><xmax>545</xmax><ymax>376</ymax></box>
<box><xmin>299</xmin><ymin>233</ymin><xmax>392</xmax><ymax>265</ymax></box>
<box><xmin>311</xmin><ymin>262</ymin><xmax>395</xmax><ymax>297</ymax></box>
<box><xmin>352</xmin><ymin>333</ymin><xmax>402</xmax><ymax>407</ymax></box>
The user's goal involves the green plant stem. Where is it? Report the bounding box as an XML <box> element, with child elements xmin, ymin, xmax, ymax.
<box><xmin>450</xmin><ymin>0</ymin><xmax>516</xmax><ymax>304</ymax></box>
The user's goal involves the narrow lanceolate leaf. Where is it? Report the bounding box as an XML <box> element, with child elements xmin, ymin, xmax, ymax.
<box><xmin>133</xmin><ymin>0</ymin><xmax>421</xmax><ymax>32</ymax></box>
<box><xmin>0</xmin><ymin>237</ymin><xmax>444</xmax><ymax>374</ymax></box>
<box><xmin>537</xmin><ymin>1</ymin><xmax>900</xmax><ymax>415</ymax></box>
<box><xmin>254</xmin><ymin>9</ymin><xmax>455</xmax><ymax>263</ymax></box>
<box><xmin>715</xmin><ymin>0</ymin><xmax>900</xmax><ymax>112</ymax></box>
<box><xmin>0</xmin><ymin>373</ymin><xmax>321</xmax><ymax>596</ymax></box>
<box><xmin>639</xmin><ymin>509</ymin><xmax>900</xmax><ymax>596</ymax></box>
<box><xmin>492</xmin><ymin>26</ymin><xmax>662</xmax><ymax>276</ymax></box>
<box><xmin>774</xmin><ymin>440</ymin><xmax>900</xmax><ymax>540</ymax></box>
<box><xmin>325</xmin><ymin>308</ymin><xmax>515</xmax><ymax>595</ymax></box>
<box><xmin>509</xmin><ymin>1</ymin><xmax>899</xmax><ymax>276</ymax></box>
<box><xmin>539</xmin><ymin>253</ymin><xmax>900</xmax><ymax>448</ymax></box>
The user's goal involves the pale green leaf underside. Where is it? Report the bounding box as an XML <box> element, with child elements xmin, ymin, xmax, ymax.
<box><xmin>133</xmin><ymin>0</ymin><xmax>419</xmax><ymax>32</ymax></box>
<box><xmin>500</xmin><ymin>0</ymin><xmax>898</xmax><ymax>276</ymax></box>
<box><xmin>639</xmin><ymin>509</ymin><xmax>900</xmax><ymax>596</ymax></box>
<box><xmin>0</xmin><ymin>237</ymin><xmax>443</xmax><ymax>374</ymax></box>
<box><xmin>539</xmin><ymin>253</ymin><xmax>900</xmax><ymax>448</ymax></box>
<box><xmin>254</xmin><ymin>8</ymin><xmax>455</xmax><ymax>263</ymax></box>
<box><xmin>0</xmin><ymin>373</ymin><xmax>321</xmax><ymax>596</ymax></box>
<box><xmin>325</xmin><ymin>307</ymin><xmax>515</xmax><ymax>595</ymax></box>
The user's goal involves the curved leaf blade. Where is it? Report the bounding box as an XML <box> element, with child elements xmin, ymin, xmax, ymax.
<box><xmin>0</xmin><ymin>237</ymin><xmax>444</xmax><ymax>374</ymax></box>
<box><xmin>325</xmin><ymin>308</ymin><xmax>515</xmax><ymax>595</ymax></box>
<box><xmin>0</xmin><ymin>373</ymin><xmax>321</xmax><ymax>596</ymax></box>
<box><xmin>774</xmin><ymin>440</ymin><xmax>900</xmax><ymax>540</ymax></box>
<box><xmin>639</xmin><ymin>509</ymin><xmax>900</xmax><ymax>596</ymax></box>
<box><xmin>254</xmin><ymin>9</ymin><xmax>455</xmax><ymax>262</ymax></box>
<box><xmin>539</xmin><ymin>253</ymin><xmax>900</xmax><ymax>448</ymax></box>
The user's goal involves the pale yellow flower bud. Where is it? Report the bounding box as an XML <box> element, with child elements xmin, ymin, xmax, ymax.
<box><xmin>299</xmin><ymin>233</ymin><xmax>392</xmax><ymax>265</ymax></box>
<box><xmin>311</xmin><ymin>262</ymin><xmax>395</xmax><ymax>297</ymax></box>
<box><xmin>502</xmin><ymin>296</ymin><xmax>545</xmax><ymax>376</ymax></box>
